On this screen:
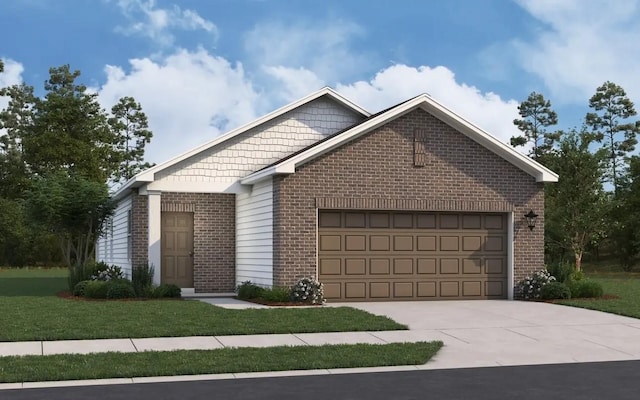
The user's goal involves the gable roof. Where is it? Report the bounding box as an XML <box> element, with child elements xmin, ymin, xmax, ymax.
<box><xmin>112</xmin><ymin>87</ymin><xmax>371</xmax><ymax>200</ymax></box>
<box><xmin>241</xmin><ymin>94</ymin><xmax>559</xmax><ymax>185</ymax></box>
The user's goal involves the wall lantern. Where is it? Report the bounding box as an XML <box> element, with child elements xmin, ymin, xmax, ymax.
<box><xmin>524</xmin><ymin>210</ymin><xmax>538</xmax><ymax>231</ymax></box>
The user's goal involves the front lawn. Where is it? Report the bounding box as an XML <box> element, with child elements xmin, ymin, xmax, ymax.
<box><xmin>0</xmin><ymin>342</ymin><xmax>442</xmax><ymax>383</ymax></box>
<box><xmin>0</xmin><ymin>267</ymin><xmax>67</xmax><ymax>296</ymax></box>
<box><xmin>557</xmin><ymin>276</ymin><xmax>640</xmax><ymax>319</ymax></box>
<box><xmin>0</xmin><ymin>268</ymin><xmax>407</xmax><ymax>341</ymax></box>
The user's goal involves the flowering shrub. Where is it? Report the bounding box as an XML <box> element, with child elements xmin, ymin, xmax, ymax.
<box><xmin>91</xmin><ymin>264</ymin><xmax>126</xmax><ymax>281</ymax></box>
<box><xmin>517</xmin><ymin>269</ymin><xmax>556</xmax><ymax>300</ymax></box>
<box><xmin>291</xmin><ymin>277</ymin><xmax>325</xmax><ymax>305</ymax></box>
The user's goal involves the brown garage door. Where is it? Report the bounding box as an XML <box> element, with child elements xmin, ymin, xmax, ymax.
<box><xmin>318</xmin><ymin>211</ymin><xmax>507</xmax><ymax>301</ymax></box>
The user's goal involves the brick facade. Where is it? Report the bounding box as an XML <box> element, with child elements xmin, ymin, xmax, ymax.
<box><xmin>130</xmin><ymin>190</ymin><xmax>236</xmax><ymax>293</ymax></box>
<box><xmin>272</xmin><ymin>108</ymin><xmax>545</xmax><ymax>290</ymax></box>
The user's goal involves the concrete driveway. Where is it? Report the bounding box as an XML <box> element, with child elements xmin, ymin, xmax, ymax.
<box><xmin>330</xmin><ymin>300</ymin><xmax>640</xmax><ymax>369</ymax></box>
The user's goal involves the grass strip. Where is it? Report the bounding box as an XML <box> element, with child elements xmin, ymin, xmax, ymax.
<box><xmin>0</xmin><ymin>298</ymin><xmax>407</xmax><ymax>341</ymax></box>
<box><xmin>557</xmin><ymin>278</ymin><xmax>640</xmax><ymax>319</ymax></box>
<box><xmin>0</xmin><ymin>342</ymin><xmax>442</xmax><ymax>383</ymax></box>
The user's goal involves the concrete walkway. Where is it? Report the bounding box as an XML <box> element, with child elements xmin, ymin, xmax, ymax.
<box><xmin>2</xmin><ymin>299</ymin><xmax>640</xmax><ymax>390</ymax></box>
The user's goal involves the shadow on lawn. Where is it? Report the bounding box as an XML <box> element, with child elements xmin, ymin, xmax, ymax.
<box><xmin>0</xmin><ymin>277</ymin><xmax>67</xmax><ymax>296</ymax></box>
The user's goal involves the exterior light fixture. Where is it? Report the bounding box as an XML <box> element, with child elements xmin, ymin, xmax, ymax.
<box><xmin>524</xmin><ymin>210</ymin><xmax>538</xmax><ymax>231</ymax></box>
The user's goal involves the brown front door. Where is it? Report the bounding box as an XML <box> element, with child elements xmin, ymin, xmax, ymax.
<box><xmin>161</xmin><ymin>212</ymin><xmax>194</xmax><ymax>287</ymax></box>
<box><xmin>318</xmin><ymin>211</ymin><xmax>508</xmax><ymax>301</ymax></box>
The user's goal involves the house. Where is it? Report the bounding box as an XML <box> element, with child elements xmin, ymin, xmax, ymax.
<box><xmin>96</xmin><ymin>87</ymin><xmax>558</xmax><ymax>301</ymax></box>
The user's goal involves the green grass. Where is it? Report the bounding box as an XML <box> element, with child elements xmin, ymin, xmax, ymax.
<box><xmin>557</xmin><ymin>277</ymin><xmax>640</xmax><ymax>319</ymax></box>
<box><xmin>0</xmin><ymin>342</ymin><xmax>443</xmax><ymax>383</ymax></box>
<box><xmin>0</xmin><ymin>297</ymin><xmax>406</xmax><ymax>341</ymax></box>
<box><xmin>0</xmin><ymin>267</ymin><xmax>68</xmax><ymax>296</ymax></box>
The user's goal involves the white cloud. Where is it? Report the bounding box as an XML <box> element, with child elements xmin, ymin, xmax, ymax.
<box><xmin>113</xmin><ymin>0</ymin><xmax>217</xmax><ymax>47</ymax></box>
<box><xmin>512</xmin><ymin>0</ymin><xmax>640</xmax><ymax>103</ymax></box>
<box><xmin>262</xmin><ymin>66</ymin><xmax>325</xmax><ymax>101</ymax></box>
<box><xmin>337</xmin><ymin>64</ymin><xmax>521</xmax><ymax>144</ymax></box>
<box><xmin>0</xmin><ymin>59</ymin><xmax>25</xmax><ymax>120</ymax></box>
<box><xmin>244</xmin><ymin>19</ymin><xmax>372</xmax><ymax>84</ymax></box>
<box><xmin>96</xmin><ymin>48</ymin><xmax>260</xmax><ymax>164</ymax></box>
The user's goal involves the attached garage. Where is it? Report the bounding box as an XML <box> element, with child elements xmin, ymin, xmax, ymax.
<box><xmin>318</xmin><ymin>210</ymin><xmax>508</xmax><ymax>301</ymax></box>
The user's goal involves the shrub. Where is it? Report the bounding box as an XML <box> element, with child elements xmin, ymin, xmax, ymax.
<box><xmin>516</xmin><ymin>269</ymin><xmax>556</xmax><ymax>300</ymax></box>
<box><xmin>154</xmin><ymin>283</ymin><xmax>181</xmax><ymax>298</ymax></box>
<box><xmin>546</xmin><ymin>262</ymin><xmax>575</xmax><ymax>283</ymax></box>
<box><xmin>570</xmin><ymin>279</ymin><xmax>604</xmax><ymax>298</ymax></box>
<box><xmin>236</xmin><ymin>281</ymin><xmax>265</xmax><ymax>300</ymax></box>
<box><xmin>261</xmin><ymin>287</ymin><xmax>292</xmax><ymax>303</ymax></box>
<box><xmin>84</xmin><ymin>280</ymin><xmax>109</xmax><ymax>299</ymax></box>
<box><xmin>73</xmin><ymin>280</ymin><xmax>91</xmax><ymax>297</ymax></box>
<box><xmin>106</xmin><ymin>280</ymin><xmax>136</xmax><ymax>299</ymax></box>
<box><xmin>91</xmin><ymin>264</ymin><xmax>126</xmax><ymax>281</ymax></box>
<box><xmin>132</xmin><ymin>264</ymin><xmax>155</xmax><ymax>297</ymax></box>
<box><xmin>67</xmin><ymin>263</ymin><xmax>98</xmax><ymax>291</ymax></box>
<box><xmin>291</xmin><ymin>277</ymin><xmax>325</xmax><ymax>305</ymax></box>
<box><xmin>569</xmin><ymin>270</ymin><xmax>585</xmax><ymax>283</ymax></box>
<box><xmin>540</xmin><ymin>281</ymin><xmax>571</xmax><ymax>300</ymax></box>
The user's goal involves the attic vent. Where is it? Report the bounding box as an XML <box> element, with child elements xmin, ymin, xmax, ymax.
<box><xmin>413</xmin><ymin>128</ymin><xmax>428</xmax><ymax>167</ymax></box>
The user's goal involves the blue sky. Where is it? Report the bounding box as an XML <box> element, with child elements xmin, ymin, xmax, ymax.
<box><xmin>1</xmin><ymin>0</ymin><xmax>640</xmax><ymax>163</ymax></box>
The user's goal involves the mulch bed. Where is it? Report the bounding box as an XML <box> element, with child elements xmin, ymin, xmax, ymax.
<box><xmin>55</xmin><ymin>291</ymin><xmax>181</xmax><ymax>302</ymax></box>
<box><xmin>239</xmin><ymin>297</ymin><xmax>323</xmax><ymax>307</ymax></box>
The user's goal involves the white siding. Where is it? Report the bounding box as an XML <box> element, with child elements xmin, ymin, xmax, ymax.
<box><xmin>236</xmin><ymin>178</ymin><xmax>273</xmax><ymax>287</ymax></box>
<box><xmin>96</xmin><ymin>195</ymin><xmax>133</xmax><ymax>277</ymax></box>
<box><xmin>154</xmin><ymin>98</ymin><xmax>364</xmax><ymax>184</ymax></box>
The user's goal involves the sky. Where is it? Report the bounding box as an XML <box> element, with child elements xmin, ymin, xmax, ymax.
<box><xmin>1</xmin><ymin>0</ymin><xmax>640</xmax><ymax>164</ymax></box>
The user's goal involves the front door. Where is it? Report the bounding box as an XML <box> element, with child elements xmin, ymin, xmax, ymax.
<box><xmin>161</xmin><ymin>212</ymin><xmax>194</xmax><ymax>287</ymax></box>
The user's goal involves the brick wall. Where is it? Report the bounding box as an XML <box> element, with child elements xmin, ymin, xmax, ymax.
<box><xmin>130</xmin><ymin>189</ymin><xmax>236</xmax><ymax>293</ymax></box>
<box><xmin>131</xmin><ymin>190</ymin><xmax>148</xmax><ymax>269</ymax></box>
<box><xmin>272</xmin><ymin>108</ymin><xmax>545</xmax><ymax>291</ymax></box>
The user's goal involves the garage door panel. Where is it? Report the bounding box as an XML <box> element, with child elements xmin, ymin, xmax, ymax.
<box><xmin>345</xmin><ymin>235</ymin><xmax>366</xmax><ymax>251</ymax></box>
<box><xmin>417</xmin><ymin>258</ymin><xmax>437</xmax><ymax>274</ymax></box>
<box><xmin>485</xmin><ymin>236</ymin><xmax>504</xmax><ymax>252</ymax></box>
<box><xmin>440</xmin><ymin>236</ymin><xmax>459</xmax><ymax>251</ymax></box>
<box><xmin>370</xmin><ymin>282</ymin><xmax>390</xmax><ymax>298</ymax></box>
<box><xmin>393</xmin><ymin>282</ymin><xmax>414</xmax><ymax>297</ymax></box>
<box><xmin>417</xmin><ymin>281</ymin><xmax>437</xmax><ymax>297</ymax></box>
<box><xmin>417</xmin><ymin>214</ymin><xmax>436</xmax><ymax>228</ymax></box>
<box><xmin>485</xmin><ymin>215</ymin><xmax>505</xmax><ymax>230</ymax></box>
<box><xmin>417</xmin><ymin>236</ymin><xmax>436</xmax><ymax>251</ymax></box>
<box><xmin>440</xmin><ymin>259</ymin><xmax>460</xmax><ymax>274</ymax></box>
<box><xmin>462</xmin><ymin>236</ymin><xmax>482</xmax><ymax>251</ymax></box>
<box><xmin>370</xmin><ymin>235</ymin><xmax>390</xmax><ymax>251</ymax></box>
<box><xmin>462</xmin><ymin>281</ymin><xmax>482</xmax><ymax>296</ymax></box>
<box><xmin>369</xmin><ymin>213</ymin><xmax>390</xmax><ymax>228</ymax></box>
<box><xmin>462</xmin><ymin>215</ymin><xmax>482</xmax><ymax>229</ymax></box>
<box><xmin>345</xmin><ymin>282</ymin><xmax>366</xmax><ymax>298</ymax></box>
<box><xmin>440</xmin><ymin>281</ymin><xmax>460</xmax><ymax>297</ymax></box>
<box><xmin>320</xmin><ymin>235</ymin><xmax>341</xmax><ymax>251</ymax></box>
<box><xmin>440</xmin><ymin>214</ymin><xmax>459</xmax><ymax>229</ymax></box>
<box><xmin>486</xmin><ymin>258</ymin><xmax>506</xmax><ymax>274</ymax></box>
<box><xmin>393</xmin><ymin>213</ymin><xmax>413</xmax><ymax>228</ymax></box>
<box><xmin>393</xmin><ymin>259</ymin><xmax>414</xmax><ymax>274</ymax></box>
<box><xmin>370</xmin><ymin>259</ymin><xmax>391</xmax><ymax>274</ymax></box>
<box><xmin>463</xmin><ymin>258</ymin><xmax>482</xmax><ymax>274</ymax></box>
<box><xmin>394</xmin><ymin>236</ymin><xmax>413</xmax><ymax>251</ymax></box>
<box><xmin>486</xmin><ymin>280</ymin><xmax>505</xmax><ymax>297</ymax></box>
<box><xmin>345</xmin><ymin>213</ymin><xmax>366</xmax><ymax>228</ymax></box>
<box><xmin>319</xmin><ymin>212</ymin><xmax>341</xmax><ymax>228</ymax></box>
<box><xmin>318</xmin><ymin>211</ymin><xmax>507</xmax><ymax>301</ymax></box>
<box><xmin>323</xmin><ymin>282</ymin><xmax>342</xmax><ymax>299</ymax></box>
<box><xmin>345</xmin><ymin>259</ymin><xmax>366</xmax><ymax>275</ymax></box>
<box><xmin>319</xmin><ymin>258</ymin><xmax>341</xmax><ymax>275</ymax></box>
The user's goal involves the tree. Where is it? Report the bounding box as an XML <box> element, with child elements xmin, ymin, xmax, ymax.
<box><xmin>0</xmin><ymin>83</ymin><xmax>35</xmax><ymax>199</ymax></box>
<box><xmin>27</xmin><ymin>172</ymin><xmax>115</xmax><ymax>268</ymax></box>
<box><xmin>108</xmin><ymin>96</ymin><xmax>153</xmax><ymax>184</ymax></box>
<box><xmin>510</xmin><ymin>92</ymin><xmax>560</xmax><ymax>162</ymax></box>
<box><xmin>545</xmin><ymin>128</ymin><xmax>607</xmax><ymax>271</ymax></box>
<box><xmin>611</xmin><ymin>156</ymin><xmax>640</xmax><ymax>270</ymax></box>
<box><xmin>22</xmin><ymin>65</ymin><xmax>116</xmax><ymax>181</ymax></box>
<box><xmin>586</xmin><ymin>81</ymin><xmax>640</xmax><ymax>193</ymax></box>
